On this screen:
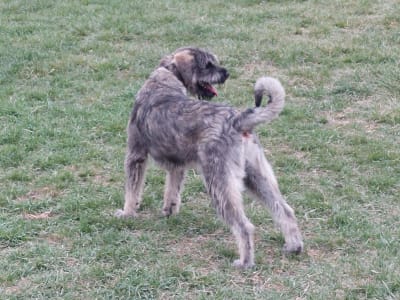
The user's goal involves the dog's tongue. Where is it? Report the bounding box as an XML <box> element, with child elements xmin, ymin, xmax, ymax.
<box><xmin>205</xmin><ymin>83</ymin><xmax>218</xmax><ymax>96</ymax></box>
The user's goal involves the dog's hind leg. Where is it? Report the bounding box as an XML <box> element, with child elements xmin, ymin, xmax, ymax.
<box><xmin>201</xmin><ymin>157</ymin><xmax>255</xmax><ymax>268</ymax></box>
<box><xmin>243</xmin><ymin>135</ymin><xmax>303</xmax><ymax>254</ymax></box>
<box><xmin>162</xmin><ymin>168</ymin><xmax>186</xmax><ymax>217</ymax></box>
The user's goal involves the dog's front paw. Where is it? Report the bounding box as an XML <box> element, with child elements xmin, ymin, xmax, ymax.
<box><xmin>233</xmin><ymin>259</ymin><xmax>255</xmax><ymax>269</ymax></box>
<box><xmin>114</xmin><ymin>209</ymin><xmax>137</xmax><ymax>218</ymax></box>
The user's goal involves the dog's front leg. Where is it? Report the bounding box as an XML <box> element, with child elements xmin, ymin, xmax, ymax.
<box><xmin>115</xmin><ymin>150</ymin><xmax>148</xmax><ymax>218</ymax></box>
<box><xmin>162</xmin><ymin>168</ymin><xmax>186</xmax><ymax>217</ymax></box>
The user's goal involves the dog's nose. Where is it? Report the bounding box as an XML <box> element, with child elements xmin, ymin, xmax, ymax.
<box><xmin>223</xmin><ymin>69</ymin><xmax>229</xmax><ymax>79</ymax></box>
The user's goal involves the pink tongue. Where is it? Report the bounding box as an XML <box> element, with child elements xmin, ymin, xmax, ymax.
<box><xmin>207</xmin><ymin>84</ymin><xmax>218</xmax><ymax>96</ymax></box>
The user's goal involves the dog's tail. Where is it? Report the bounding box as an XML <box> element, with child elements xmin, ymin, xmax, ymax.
<box><xmin>233</xmin><ymin>77</ymin><xmax>285</xmax><ymax>132</ymax></box>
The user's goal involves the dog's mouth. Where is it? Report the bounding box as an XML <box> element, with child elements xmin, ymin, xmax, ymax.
<box><xmin>196</xmin><ymin>68</ymin><xmax>229</xmax><ymax>99</ymax></box>
<box><xmin>199</xmin><ymin>81</ymin><xmax>219</xmax><ymax>98</ymax></box>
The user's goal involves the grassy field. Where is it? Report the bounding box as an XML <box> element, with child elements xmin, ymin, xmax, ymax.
<box><xmin>1</xmin><ymin>0</ymin><xmax>399</xmax><ymax>298</ymax></box>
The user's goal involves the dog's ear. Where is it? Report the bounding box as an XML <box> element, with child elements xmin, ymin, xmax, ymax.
<box><xmin>159</xmin><ymin>54</ymin><xmax>182</xmax><ymax>83</ymax></box>
<box><xmin>159</xmin><ymin>54</ymin><xmax>174</xmax><ymax>69</ymax></box>
<box><xmin>159</xmin><ymin>51</ymin><xmax>194</xmax><ymax>86</ymax></box>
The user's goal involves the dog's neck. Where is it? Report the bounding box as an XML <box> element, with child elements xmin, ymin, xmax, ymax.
<box><xmin>150</xmin><ymin>67</ymin><xmax>187</xmax><ymax>96</ymax></box>
<box><xmin>161</xmin><ymin>63</ymin><xmax>185</xmax><ymax>87</ymax></box>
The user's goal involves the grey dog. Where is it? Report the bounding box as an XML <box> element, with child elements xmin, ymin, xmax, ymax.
<box><xmin>115</xmin><ymin>47</ymin><xmax>303</xmax><ymax>268</ymax></box>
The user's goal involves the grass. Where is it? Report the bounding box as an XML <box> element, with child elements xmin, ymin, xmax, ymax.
<box><xmin>1</xmin><ymin>0</ymin><xmax>399</xmax><ymax>298</ymax></box>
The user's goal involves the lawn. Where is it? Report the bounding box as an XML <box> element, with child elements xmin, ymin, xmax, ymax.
<box><xmin>1</xmin><ymin>0</ymin><xmax>399</xmax><ymax>299</ymax></box>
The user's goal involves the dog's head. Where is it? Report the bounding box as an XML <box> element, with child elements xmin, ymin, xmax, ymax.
<box><xmin>159</xmin><ymin>47</ymin><xmax>229</xmax><ymax>99</ymax></box>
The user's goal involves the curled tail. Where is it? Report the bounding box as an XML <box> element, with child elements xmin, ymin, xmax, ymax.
<box><xmin>233</xmin><ymin>77</ymin><xmax>285</xmax><ymax>132</ymax></box>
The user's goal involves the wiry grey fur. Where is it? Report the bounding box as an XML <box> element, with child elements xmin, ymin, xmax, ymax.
<box><xmin>115</xmin><ymin>47</ymin><xmax>303</xmax><ymax>268</ymax></box>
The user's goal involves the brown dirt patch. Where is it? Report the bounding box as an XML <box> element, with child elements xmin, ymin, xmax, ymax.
<box><xmin>23</xmin><ymin>211</ymin><xmax>54</xmax><ymax>220</ymax></box>
<box><xmin>16</xmin><ymin>186</ymin><xmax>60</xmax><ymax>202</ymax></box>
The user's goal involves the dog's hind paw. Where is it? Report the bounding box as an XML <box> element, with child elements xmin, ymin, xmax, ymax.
<box><xmin>114</xmin><ymin>209</ymin><xmax>137</xmax><ymax>218</ymax></box>
<box><xmin>282</xmin><ymin>241</ymin><xmax>304</xmax><ymax>255</ymax></box>
<box><xmin>162</xmin><ymin>203</ymin><xmax>180</xmax><ymax>217</ymax></box>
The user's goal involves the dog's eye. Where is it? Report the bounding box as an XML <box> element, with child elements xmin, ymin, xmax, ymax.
<box><xmin>206</xmin><ymin>62</ymin><xmax>214</xmax><ymax>69</ymax></box>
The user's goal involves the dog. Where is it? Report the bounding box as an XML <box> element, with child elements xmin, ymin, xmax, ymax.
<box><xmin>115</xmin><ymin>47</ymin><xmax>303</xmax><ymax>268</ymax></box>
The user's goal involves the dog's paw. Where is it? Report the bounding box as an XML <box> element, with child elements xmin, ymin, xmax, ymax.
<box><xmin>282</xmin><ymin>240</ymin><xmax>304</xmax><ymax>255</ymax></box>
<box><xmin>233</xmin><ymin>259</ymin><xmax>255</xmax><ymax>269</ymax></box>
<box><xmin>282</xmin><ymin>227</ymin><xmax>304</xmax><ymax>255</ymax></box>
<box><xmin>162</xmin><ymin>203</ymin><xmax>179</xmax><ymax>217</ymax></box>
<box><xmin>114</xmin><ymin>209</ymin><xmax>137</xmax><ymax>218</ymax></box>
<box><xmin>162</xmin><ymin>208</ymin><xmax>172</xmax><ymax>217</ymax></box>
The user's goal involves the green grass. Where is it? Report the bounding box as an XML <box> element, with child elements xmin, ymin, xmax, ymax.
<box><xmin>1</xmin><ymin>0</ymin><xmax>399</xmax><ymax>298</ymax></box>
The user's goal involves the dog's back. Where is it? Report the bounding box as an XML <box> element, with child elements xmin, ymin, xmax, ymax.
<box><xmin>131</xmin><ymin>67</ymin><xmax>238</xmax><ymax>167</ymax></box>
